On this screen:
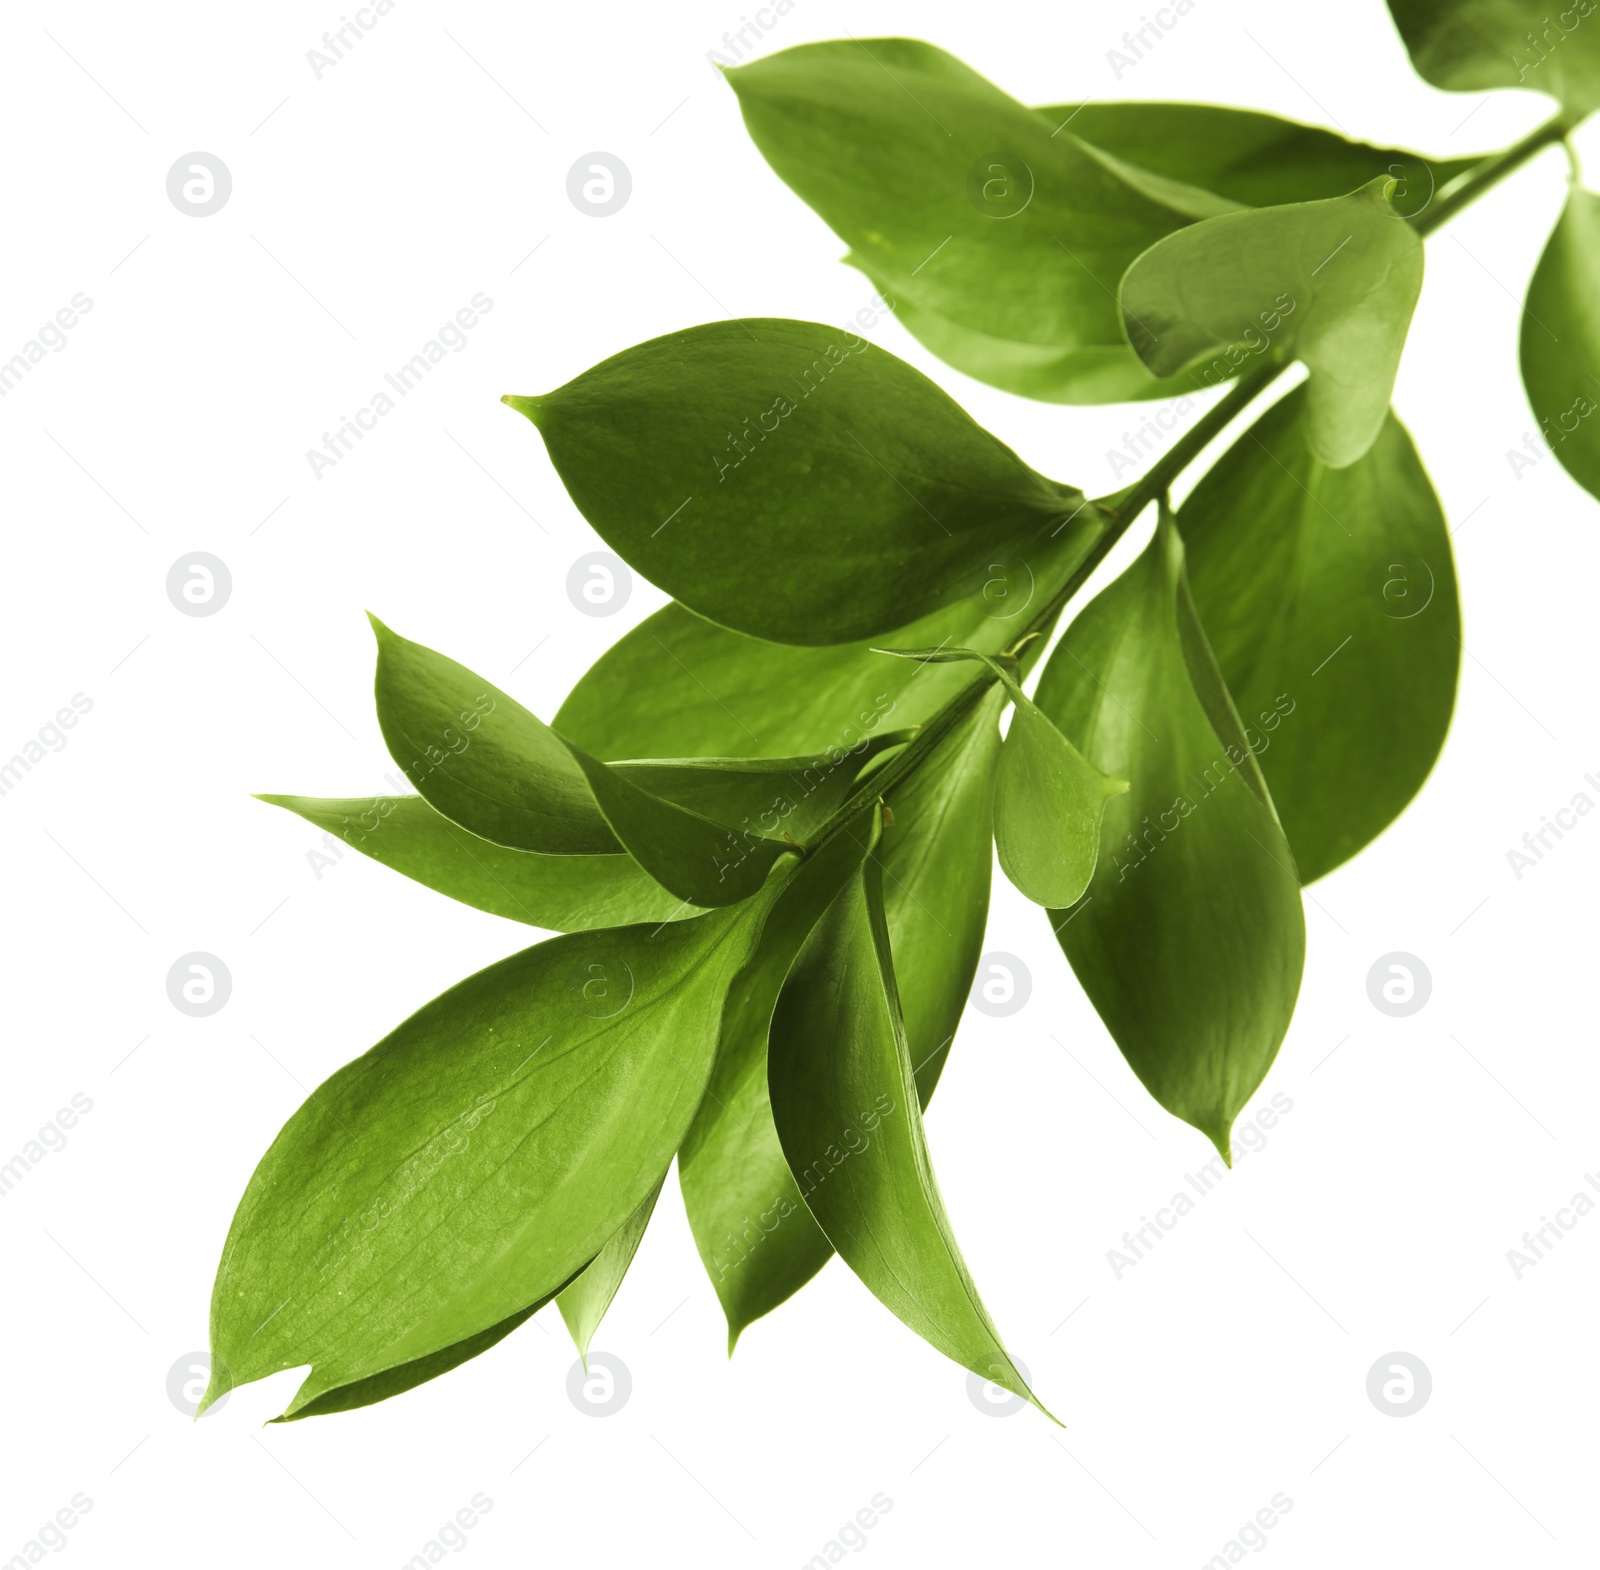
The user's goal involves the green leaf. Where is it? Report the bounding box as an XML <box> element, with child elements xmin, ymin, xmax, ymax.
<box><xmin>880</xmin><ymin>690</ymin><xmax>1006</xmax><ymax>1104</ymax></box>
<box><xmin>505</xmin><ymin>319</ymin><xmax>1087</xmax><ymax>644</ymax></box>
<box><xmin>1120</xmin><ymin>179</ymin><xmax>1424</xmax><ymax>467</ymax></box>
<box><xmin>1387</xmin><ymin>0</ymin><xmax>1600</xmax><ymax>114</ymax></box>
<box><xmin>678</xmin><ymin>814</ymin><xmax>877</xmax><ymax>1347</ymax></box>
<box><xmin>726</xmin><ymin>38</ymin><xmax>1222</xmax><ymax>405</ymax></box>
<box><xmin>993</xmin><ymin>679</ymin><xmax>1128</xmax><ymax>908</ymax></box>
<box><xmin>1521</xmin><ymin>182</ymin><xmax>1600</xmax><ymax>501</ymax></box>
<box><xmin>679</xmin><ymin>681</ymin><xmax>1008</xmax><ymax>1343</ymax></box>
<box><xmin>372</xmin><ymin>617</ymin><xmax>818</xmax><ymax>906</ymax></box>
<box><xmin>1178</xmin><ymin>385</ymin><xmax>1460</xmax><ymax>881</ymax></box>
<box><xmin>767</xmin><ymin>820</ymin><xmax>1050</xmax><ymax>1417</ymax></box>
<box><xmin>275</xmin><ymin>1268</ymin><xmax>586</xmax><ymax>1421</ymax></box>
<box><xmin>1034</xmin><ymin>512</ymin><xmax>1305</xmax><ymax>1159</ymax></box>
<box><xmin>257</xmin><ymin>793</ymin><xmax>689</xmax><ymax>931</ymax></box>
<box><xmin>1041</xmin><ymin>100</ymin><xmax>1476</xmax><ymax>215</ymax></box>
<box><xmin>557</xmin><ymin>1176</ymin><xmax>665</xmax><ymax>1359</ymax></box>
<box><xmin>205</xmin><ymin>877</ymin><xmax>788</xmax><ymax>1419</ymax></box>
<box><xmin>553</xmin><ymin>589</ymin><xmax>1045</xmax><ymax>763</ymax></box>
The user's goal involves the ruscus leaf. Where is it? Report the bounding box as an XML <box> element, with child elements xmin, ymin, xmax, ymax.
<box><xmin>1178</xmin><ymin>385</ymin><xmax>1460</xmax><ymax>881</ymax></box>
<box><xmin>506</xmin><ymin>320</ymin><xmax>1089</xmax><ymax>644</ymax></box>
<box><xmin>1034</xmin><ymin>511</ymin><xmax>1305</xmax><ymax>1159</ymax></box>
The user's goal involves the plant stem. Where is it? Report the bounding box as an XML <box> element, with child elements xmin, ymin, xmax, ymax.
<box><xmin>1414</xmin><ymin>110</ymin><xmax>1575</xmax><ymax>238</ymax></box>
<box><xmin>808</xmin><ymin>109</ymin><xmax>1575</xmax><ymax>850</ymax></box>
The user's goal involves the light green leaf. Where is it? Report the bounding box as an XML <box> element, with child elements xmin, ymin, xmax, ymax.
<box><xmin>678</xmin><ymin>815</ymin><xmax>877</xmax><ymax>1347</ymax></box>
<box><xmin>767</xmin><ymin>821</ymin><xmax>1050</xmax><ymax>1417</ymax></box>
<box><xmin>1042</xmin><ymin>100</ymin><xmax>1477</xmax><ymax>215</ymax></box>
<box><xmin>1034</xmin><ymin>511</ymin><xmax>1305</xmax><ymax>1159</ymax></box>
<box><xmin>1387</xmin><ymin>0</ymin><xmax>1600</xmax><ymax>114</ymax></box>
<box><xmin>274</xmin><ymin>1270</ymin><xmax>585</xmax><ymax>1421</ymax></box>
<box><xmin>256</xmin><ymin>793</ymin><xmax>689</xmax><ymax>931</ymax></box>
<box><xmin>205</xmin><ymin>873</ymin><xmax>789</xmax><ymax>1419</ymax></box>
<box><xmin>372</xmin><ymin>617</ymin><xmax>828</xmax><ymax>906</ymax></box>
<box><xmin>726</xmin><ymin>38</ymin><xmax>1222</xmax><ymax>405</ymax></box>
<box><xmin>993</xmin><ymin>680</ymin><xmax>1128</xmax><ymax>909</ymax></box>
<box><xmin>1179</xmin><ymin>385</ymin><xmax>1460</xmax><ymax>881</ymax></box>
<box><xmin>557</xmin><ymin>1176</ymin><xmax>665</xmax><ymax>1359</ymax></box>
<box><xmin>1521</xmin><ymin>182</ymin><xmax>1600</xmax><ymax>500</ymax></box>
<box><xmin>505</xmin><ymin>319</ymin><xmax>1088</xmax><ymax>644</ymax></box>
<box><xmin>1120</xmin><ymin>180</ymin><xmax>1424</xmax><ymax>466</ymax></box>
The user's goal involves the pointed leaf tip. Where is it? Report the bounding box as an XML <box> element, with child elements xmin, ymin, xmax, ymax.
<box><xmin>501</xmin><ymin>394</ymin><xmax>543</xmax><ymax>425</ymax></box>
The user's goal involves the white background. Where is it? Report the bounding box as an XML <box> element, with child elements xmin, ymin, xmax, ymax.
<box><xmin>2</xmin><ymin>1</ymin><xmax>1597</xmax><ymax>1566</ymax></box>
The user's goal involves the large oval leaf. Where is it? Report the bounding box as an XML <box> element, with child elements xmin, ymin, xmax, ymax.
<box><xmin>726</xmin><ymin>39</ymin><xmax>1219</xmax><ymax>406</ymax></box>
<box><xmin>1121</xmin><ymin>180</ymin><xmax>1424</xmax><ymax>467</ymax></box>
<box><xmin>1034</xmin><ymin>512</ymin><xmax>1305</xmax><ymax>1158</ymax></box>
<box><xmin>1041</xmin><ymin>100</ymin><xmax>1476</xmax><ymax>214</ymax></box>
<box><xmin>257</xmin><ymin>793</ymin><xmax>688</xmax><ymax>930</ymax></box>
<box><xmin>767</xmin><ymin>823</ymin><xmax>1049</xmax><ymax>1415</ymax></box>
<box><xmin>1387</xmin><ymin>0</ymin><xmax>1600</xmax><ymax>114</ymax></box>
<box><xmin>1178</xmin><ymin>385</ymin><xmax>1460</xmax><ymax>881</ymax></box>
<box><xmin>205</xmin><ymin>878</ymin><xmax>788</xmax><ymax>1418</ymax></box>
<box><xmin>506</xmin><ymin>319</ymin><xmax>1086</xmax><ymax>644</ymax></box>
<box><xmin>1521</xmin><ymin>182</ymin><xmax>1600</xmax><ymax>502</ymax></box>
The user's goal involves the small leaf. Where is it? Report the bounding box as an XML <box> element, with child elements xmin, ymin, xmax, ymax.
<box><xmin>1179</xmin><ymin>385</ymin><xmax>1460</xmax><ymax>881</ymax></box>
<box><xmin>506</xmin><ymin>320</ymin><xmax>1087</xmax><ymax>644</ymax></box>
<box><xmin>1387</xmin><ymin>0</ymin><xmax>1600</xmax><ymax>114</ymax></box>
<box><xmin>373</xmin><ymin>618</ymin><xmax>801</xmax><ymax>906</ymax></box>
<box><xmin>1120</xmin><ymin>179</ymin><xmax>1424</xmax><ymax>467</ymax></box>
<box><xmin>767</xmin><ymin>820</ymin><xmax>1051</xmax><ymax>1417</ymax></box>
<box><xmin>1521</xmin><ymin>182</ymin><xmax>1600</xmax><ymax>502</ymax></box>
<box><xmin>257</xmin><ymin>794</ymin><xmax>688</xmax><ymax>931</ymax></box>
<box><xmin>1034</xmin><ymin>512</ymin><xmax>1305</xmax><ymax>1159</ymax></box>
<box><xmin>205</xmin><ymin>875</ymin><xmax>788</xmax><ymax>1419</ymax></box>
<box><xmin>1042</xmin><ymin>100</ymin><xmax>1476</xmax><ymax>215</ymax></box>
<box><xmin>726</xmin><ymin>39</ymin><xmax>1229</xmax><ymax>404</ymax></box>
<box><xmin>558</xmin><ymin>1177</ymin><xmax>665</xmax><ymax>1359</ymax></box>
<box><xmin>993</xmin><ymin>681</ymin><xmax>1129</xmax><ymax>909</ymax></box>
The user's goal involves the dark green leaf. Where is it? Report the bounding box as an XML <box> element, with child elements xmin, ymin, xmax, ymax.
<box><xmin>1121</xmin><ymin>180</ymin><xmax>1424</xmax><ymax>467</ymax></box>
<box><xmin>1034</xmin><ymin>512</ymin><xmax>1304</xmax><ymax>1159</ymax></box>
<box><xmin>1521</xmin><ymin>182</ymin><xmax>1600</xmax><ymax>501</ymax></box>
<box><xmin>1041</xmin><ymin>100</ymin><xmax>1476</xmax><ymax>215</ymax></box>
<box><xmin>768</xmin><ymin>822</ymin><xmax>1050</xmax><ymax>1416</ymax></box>
<box><xmin>1179</xmin><ymin>385</ymin><xmax>1460</xmax><ymax>881</ymax></box>
<box><xmin>553</xmin><ymin>589</ymin><xmax>1047</xmax><ymax>763</ymax></box>
<box><xmin>205</xmin><ymin>877</ymin><xmax>788</xmax><ymax>1419</ymax></box>
<box><xmin>373</xmin><ymin>617</ymin><xmax>803</xmax><ymax>905</ymax></box>
<box><xmin>505</xmin><ymin>319</ymin><xmax>1088</xmax><ymax>644</ymax></box>
<box><xmin>257</xmin><ymin>793</ymin><xmax>688</xmax><ymax>931</ymax></box>
<box><xmin>1387</xmin><ymin>0</ymin><xmax>1600</xmax><ymax>114</ymax></box>
<box><xmin>557</xmin><ymin>1177</ymin><xmax>665</xmax><ymax>1359</ymax></box>
<box><xmin>726</xmin><ymin>39</ymin><xmax>1222</xmax><ymax>405</ymax></box>
<box><xmin>678</xmin><ymin>816</ymin><xmax>877</xmax><ymax>1347</ymax></box>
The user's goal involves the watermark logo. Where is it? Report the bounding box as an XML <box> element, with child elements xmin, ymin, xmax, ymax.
<box><xmin>1366</xmin><ymin>1351</ymin><xmax>1431</xmax><ymax>1416</ymax></box>
<box><xmin>1367</xmin><ymin>554</ymin><xmax>1436</xmax><ymax>619</ymax></box>
<box><xmin>567</xmin><ymin>1352</ymin><xmax>631</xmax><ymax>1415</ymax></box>
<box><xmin>167</xmin><ymin>153</ymin><xmax>231</xmax><ymax>217</ymax></box>
<box><xmin>1366</xmin><ymin>952</ymin><xmax>1430</xmax><ymax>1017</ymax></box>
<box><xmin>970</xmin><ymin>952</ymin><xmax>1031</xmax><ymax>1017</ymax></box>
<box><xmin>966</xmin><ymin>1358</ymin><xmax>1030</xmax><ymax>1417</ymax></box>
<box><xmin>965</xmin><ymin>154</ymin><xmax>1034</xmax><ymax>218</ymax></box>
<box><xmin>567</xmin><ymin>154</ymin><xmax>631</xmax><ymax>217</ymax></box>
<box><xmin>166</xmin><ymin>553</ymin><xmax>232</xmax><ymax>617</ymax></box>
<box><xmin>567</xmin><ymin>551</ymin><xmax>632</xmax><ymax>617</ymax></box>
<box><xmin>167</xmin><ymin>953</ymin><xmax>232</xmax><ymax>1017</ymax></box>
<box><xmin>167</xmin><ymin>1351</ymin><xmax>226</xmax><ymax>1416</ymax></box>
